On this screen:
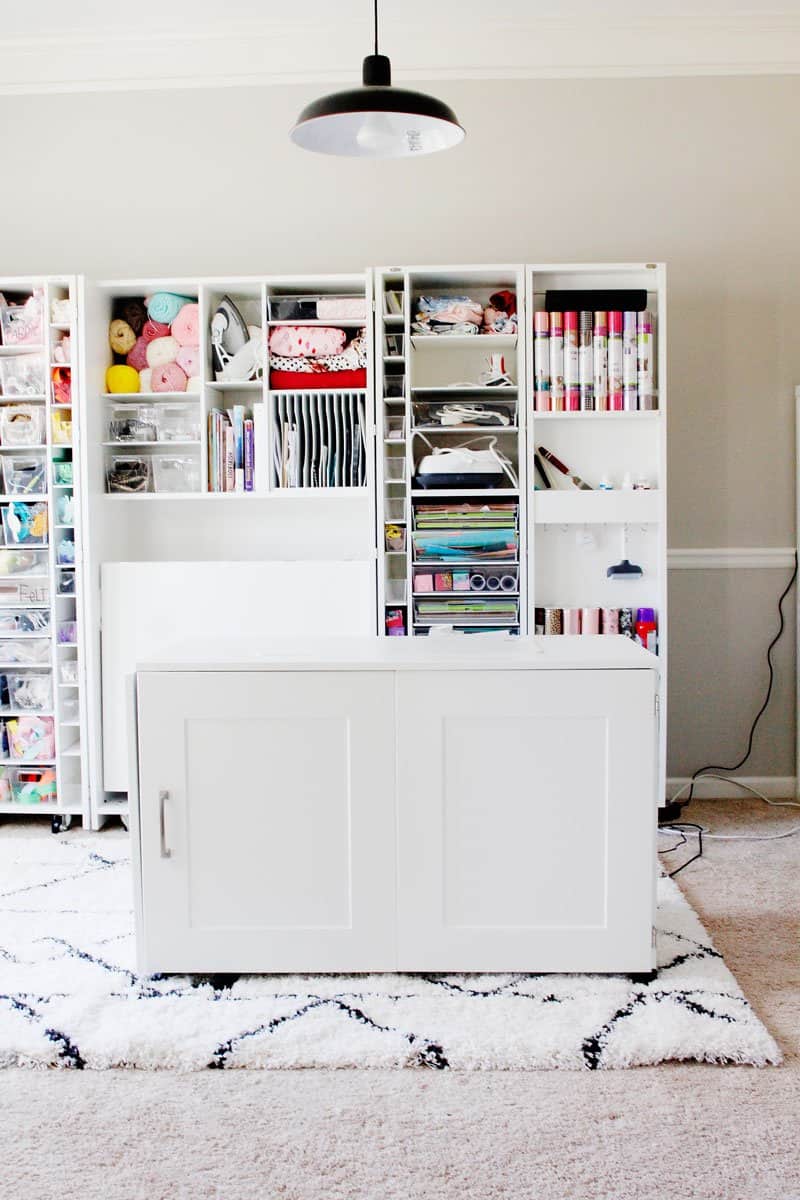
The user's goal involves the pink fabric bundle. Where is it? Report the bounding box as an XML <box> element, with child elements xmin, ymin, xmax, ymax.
<box><xmin>268</xmin><ymin>326</ymin><xmax>347</xmax><ymax>358</ymax></box>
<box><xmin>126</xmin><ymin>336</ymin><xmax>149</xmax><ymax>371</ymax></box>
<box><xmin>151</xmin><ymin>362</ymin><xmax>187</xmax><ymax>393</ymax></box>
<box><xmin>176</xmin><ymin>345</ymin><xmax>201</xmax><ymax>378</ymax></box>
<box><xmin>171</xmin><ymin>303</ymin><xmax>200</xmax><ymax>347</ymax></box>
<box><xmin>141</xmin><ymin>319</ymin><xmax>171</xmax><ymax>345</ymax></box>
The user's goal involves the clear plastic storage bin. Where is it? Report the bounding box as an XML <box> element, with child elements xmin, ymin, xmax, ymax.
<box><xmin>2</xmin><ymin>456</ymin><xmax>46</xmax><ymax>496</ymax></box>
<box><xmin>108</xmin><ymin>404</ymin><xmax>158</xmax><ymax>443</ymax></box>
<box><xmin>11</xmin><ymin>767</ymin><xmax>57</xmax><ymax>805</ymax></box>
<box><xmin>7</xmin><ymin>672</ymin><xmax>52</xmax><ymax>712</ymax></box>
<box><xmin>106</xmin><ymin>455</ymin><xmax>153</xmax><ymax>494</ymax></box>
<box><xmin>0</xmin><ymin>356</ymin><xmax>45</xmax><ymax>397</ymax></box>
<box><xmin>157</xmin><ymin>403</ymin><xmax>199</xmax><ymax>443</ymax></box>
<box><xmin>153</xmin><ymin>455</ymin><xmax>200</xmax><ymax>494</ymax></box>
<box><xmin>0</xmin><ymin>295</ymin><xmax>43</xmax><ymax>346</ymax></box>
<box><xmin>0</xmin><ymin>405</ymin><xmax>44</xmax><ymax>446</ymax></box>
<box><xmin>1</xmin><ymin>502</ymin><xmax>48</xmax><ymax>546</ymax></box>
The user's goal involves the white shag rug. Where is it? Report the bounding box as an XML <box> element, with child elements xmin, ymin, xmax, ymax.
<box><xmin>0</xmin><ymin>835</ymin><xmax>781</xmax><ymax>1071</ymax></box>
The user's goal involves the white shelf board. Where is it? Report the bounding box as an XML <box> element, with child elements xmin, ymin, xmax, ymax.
<box><xmin>0</xmin><ymin>346</ymin><xmax>44</xmax><ymax>356</ymax></box>
<box><xmin>102</xmin><ymin>441</ymin><xmax>201</xmax><ymax>448</ymax></box>
<box><xmin>412</xmin><ymin>385</ymin><xmax>518</xmax><ymax>395</ymax></box>
<box><xmin>205</xmin><ymin>380</ymin><xmax>263</xmax><ymax>391</ymax></box>
<box><xmin>101</xmin><ymin>392</ymin><xmax>201</xmax><ymax>401</ymax></box>
<box><xmin>410</xmin><ymin>488</ymin><xmax>519</xmax><ymax>498</ymax></box>
<box><xmin>533</xmin><ymin>489</ymin><xmax>661</xmax><ymax>524</ymax></box>
<box><xmin>268</xmin><ymin>319</ymin><xmax>365</xmax><ymax>327</ymax></box>
<box><xmin>0</xmin><ymin>395</ymin><xmax>47</xmax><ymax>402</ymax></box>
<box><xmin>411</xmin><ymin>334</ymin><xmax>517</xmax><ymax>349</ymax></box>
<box><xmin>533</xmin><ymin>410</ymin><xmax>661</xmax><ymax>420</ymax></box>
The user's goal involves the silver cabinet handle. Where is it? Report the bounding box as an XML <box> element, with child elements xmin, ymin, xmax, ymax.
<box><xmin>159</xmin><ymin>790</ymin><xmax>172</xmax><ymax>859</ymax></box>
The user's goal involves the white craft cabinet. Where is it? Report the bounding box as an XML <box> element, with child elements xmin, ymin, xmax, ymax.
<box><xmin>133</xmin><ymin>639</ymin><xmax>658</xmax><ymax>975</ymax></box>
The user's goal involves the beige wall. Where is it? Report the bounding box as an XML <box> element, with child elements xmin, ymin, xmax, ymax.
<box><xmin>1</xmin><ymin>74</ymin><xmax>797</xmax><ymax>778</ymax></box>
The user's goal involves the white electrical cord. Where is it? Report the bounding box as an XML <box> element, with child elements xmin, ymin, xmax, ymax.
<box><xmin>661</xmin><ymin>772</ymin><xmax>800</xmax><ymax>842</ymax></box>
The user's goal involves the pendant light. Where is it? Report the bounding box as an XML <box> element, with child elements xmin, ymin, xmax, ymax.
<box><xmin>290</xmin><ymin>0</ymin><xmax>465</xmax><ymax>158</ymax></box>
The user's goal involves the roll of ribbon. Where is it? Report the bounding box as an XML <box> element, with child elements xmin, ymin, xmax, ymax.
<box><xmin>105</xmin><ymin>364</ymin><xmax>139</xmax><ymax>394</ymax></box>
<box><xmin>469</xmin><ymin>573</ymin><xmax>486</xmax><ymax>591</ymax></box>
<box><xmin>171</xmin><ymin>303</ymin><xmax>200</xmax><ymax>347</ymax></box>
<box><xmin>545</xmin><ymin>607</ymin><xmax>563</xmax><ymax>635</ymax></box>
<box><xmin>109</xmin><ymin>319</ymin><xmax>136</xmax><ymax>356</ymax></box>
<box><xmin>485</xmin><ymin>575</ymin><xmax>501</xmax><ymax>591</ymax></box>
<box><xmin>126</xmin><ymin>336</ymin><xmax>149</xmax><ymax>372</ymax></box>
<box><xmin>499</xmin><ymin>574</ymin><xmax>517</xmax><ymax>592</ymax></box>
<box><xmin>176</xmin><ymin>345</ymin><xmax>201</xmax><ymax>378</ymax></box>
<box><xmin>562</xmin><ymin>607</ymin><xmax>581</xmax><ymax>634</ymax></box>
<box><xmin>121</xmin><ymin>298</ymin><xmax>148</xmax><ymax>336</ymax></box>
<box><xmin>581</xmin><ymin>607</ymin><xmax>600</xmax><ymax>634</ymax></box>
<box><xmin>138</xmin><ymin>368</ymin><xmax>152</xmax><ymax>393</ymax></box>
<box><xmin>146</xmin><ymin>336</ymin><xmax>180</xmax><ymax>368</ymax></box>
<box><xmin>601</xmin><ymin>607</ymin><xmax>619</xmax><ymax>634</ymax></box>
<box><xmin>141</xmin><ymin>319</ymin><xmax>171</xmax><ymax>345</ymax></box>
<box><xmin>146</xmin><ymin>292</ymin><xmax>193</xmax><ymax>326</ymax></box>
<box><xmin>151</xmin><ymin>362</ymin><xmax>188</xmax><ymax>393</ymax></box>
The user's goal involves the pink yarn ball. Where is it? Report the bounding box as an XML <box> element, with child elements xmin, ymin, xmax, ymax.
<box><xmin>126</xmin><ymin>336</ymin><xmax>148</xmax><ymax>371</ymax></box>
<box><xmin>171</xmin><ymin>303</ymin><xmax>200</xmax><ymax>346</ymax></box>
<box><xmin>141</xmin><ymin>319</ymin><xmax>171</xmax><ymax>345</ymax></box>
<box><xmin>176</xmin><ymin>345</ymin><xmax>201</xmax><ymax>378</ymax></box>
<box><xmin>151</xmin><ymin>362</ymin><xmax>188</xmax><ymax>393</ymax></box>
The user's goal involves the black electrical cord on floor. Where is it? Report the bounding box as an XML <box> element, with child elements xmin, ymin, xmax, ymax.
<box><xmin>662</xmin><ymin>823</ymin><xmax>705</xmax><ymax>877</ymax></box>
<box><xmin>678</xmin><ymin>551</ymin><xmax>798</xmax><ymax>813</ymax></box>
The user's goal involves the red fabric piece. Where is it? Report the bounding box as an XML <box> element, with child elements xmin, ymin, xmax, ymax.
<box><xmin>269</xmin><ymin>369</ymin><xmax>367</xmax><ymax>390</ymax></box>
<box><xmin>490</xmin><ymin>290</ymin><xmax>516</xmax><ymax>317</ymax></box>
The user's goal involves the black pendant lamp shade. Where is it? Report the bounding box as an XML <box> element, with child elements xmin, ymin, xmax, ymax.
<box><xmin>290</xmin><ymin>35</ymin><xmax>464</xmax><ymax>158</ymax></box>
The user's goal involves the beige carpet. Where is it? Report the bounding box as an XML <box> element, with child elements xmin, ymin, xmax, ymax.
<box><xmin>1</xmin><ymin>797</ymin><xmax>798</xmax><ymax>1200</ymax></box>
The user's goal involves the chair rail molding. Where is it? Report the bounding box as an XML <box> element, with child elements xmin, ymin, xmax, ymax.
<box><xmin>668</xmin><ymin>548</ymin><xmax>796</xmax><ymax>570</ymax></box>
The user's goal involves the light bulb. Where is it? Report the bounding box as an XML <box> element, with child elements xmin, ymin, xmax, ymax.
<box><xmin>355</xmin><ymin>112</ymin><xmax>400</xmax><ymax>154</ymax></box>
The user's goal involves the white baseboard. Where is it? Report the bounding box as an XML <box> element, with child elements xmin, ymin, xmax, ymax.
<box><xmin>666</xmin><ymin>775</ymin><xmax>797</xmax><ymax>801</ymax></box>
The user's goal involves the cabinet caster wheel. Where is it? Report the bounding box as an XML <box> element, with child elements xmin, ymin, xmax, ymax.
<box><xmin>628</xmin><ymin>970</ymin><xmax>657</xmax><ymax>985</ymax></box>
<box><xmin>51</xmin><ymin>814</ymin><xmax>72</xmax><ymax>834</ymax></box>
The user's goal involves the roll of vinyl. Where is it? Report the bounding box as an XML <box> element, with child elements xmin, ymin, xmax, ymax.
<box><xmin>499</xmin><ymin>574</ymin><xmax>516</xmax><ymax>592</ymax></box>
<box><xmin>545</xmin><ymin>607</ymin><xmax>563</xmax><ymax>635</ymax></box>
<box><xmin>469</xmin><ymin>573</ymin><xmax>486</xmax><ymax>591</ymax></box>
<box><xmin>562</xmin><ymin>607</ymin><xmax>581</xmax><ymax>634</ymax></box>
<box><xmin>619</xmin><ymin>608</ymin><xmax>635</xmax><ymax>639</ymax></box>
<box><xmin>534</xmin><ymin>607</ymin><xmax>545</xmax><ymax>634</ymax></box>
<box><xmin>601</xmin><ymin>607</ymin><xmax>619</xmax><ymax>635</ymax></box>
<box><xmin>485</xmin><ymin>575</ymin><xmax>501</xmax><ymax>591</ymax></box>
<box><xmin>105</xmin><ymin>364</ymin><xmax>139</xmax><ymax>394</ymax></box>
<box><xmin>581</xmin><ymin>607</ymin><xmax>600</xmax><ymax>634</ymax></box>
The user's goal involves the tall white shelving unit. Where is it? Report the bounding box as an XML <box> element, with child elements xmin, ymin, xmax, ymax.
<box><xmin>83</xmin><ymin>274</ymin><xmax>375</xmax><ymax>827</ymax></box>
<box><xmin>375</xmin><ymin>266</ymin><xmax>527</xmax><ymax>636</ymax></box>
<box><xmin>0</xmin><ymin>276</ymin><xmax>91</xmax><ymax>829</ymax></box>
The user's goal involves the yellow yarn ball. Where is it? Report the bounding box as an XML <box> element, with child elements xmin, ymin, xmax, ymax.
<box><xmin>106</xmin><ymin>364</ymin><xmax>140</xmax><ymax>394</ymax></box>
<box><xmin>109</xmin><ymin>318</ymin><xmax>136</xmax><ymax>355</ymax></box>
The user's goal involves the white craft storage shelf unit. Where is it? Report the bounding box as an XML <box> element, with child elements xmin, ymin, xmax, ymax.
<box><xmin>0</xmin><ymin>276</ymin><xmax>90</xmax><ymax>828</ymax></box>
<box><xmin>375</xmin><ymin>266</ymin><xmax>526</xmax><ymax>637</ymax></box>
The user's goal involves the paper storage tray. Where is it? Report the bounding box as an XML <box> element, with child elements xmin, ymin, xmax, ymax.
<box><xmin>384</xmin><ymin>333</ymin><xmax>404</xmax><ymax>356</ymax></box>
<box><xmin>1</xmin><ymin>296</ymin><xmax>43</xmax><ymax>346</ymax></box>
<box><xmin>0</xmin><ymin>639</ymin><xmax>50</xmax><ymax>664</ymax></box>
<box><xmin>0</xmin><ymin>356</ymin><xmax>45</xmax><ymax>397</ymax></box>
<box><xmin>5</xmin><ymin>671</ymin><xmax>52</xmax><ymax>712</ymax></box>
<box><xmin>0</xmin><ymin>609</ymin><xmax>50</xmax><ymax>635</ymax></box>
<box><xmin>108</xmin><ymin>404</ymin><xmax>158</xmax><ymax>443</ymax></box>
<box><xmin>2</xmin><ymin>455</ymin><xmax>46</xmax><ymax>495</ymax></box>
<box><xmin>153</xmin><ymin>454</ymin><xmax>200</xmax><ymax>494</ymax></box>
<box><xmin>60</xmin><ymin>659</ymin><xmax>79</xmax><ymax>685</ymax></box>
<box><xmin>7</xmin><ymin>715</ymin><xmax>55</xmax><ymax>762</ymax></box>
<box><xmin>384</xmin><ymin>457</ymin><xmax>406</xmax><ymax>482</ymax></box>
<box><xmin>1</xmin><ymin>502</ymin><xmax>48</xmax><ymax>546</ymax></box>
<box><xmin>51</xmin><ymin>409</ymin><xmax>72</xmax><ymax>445</ymax></box>
<box><xmin>53</xmin><ymin>461</ymin><xmax>73</xmax><ymax>486</ymax></box>
<box><xmin>0</xmin><ymin>405</ymin><xmax>44</xmax><ymax>446</ymax></box>
<box><xmin>384</xmin><ymin>499</ymin><xmax>406</xmax><ymax>522</ymax></box>
<box><xmin>57</xmin><ymin>621</ymin><xmax>77</xmax><ymax>645</ymax></box>
<box><xmin>10</xmin><ymin>766</ymin><xmax>57</xmax><ymax>806</ymax></box>
<box><xmin>156</xmin><ymin>403</ymin><xmax>200</xmax><ymax>444</ymax></box>
<box><xmin>384</xmin><ymin>373</ymin><xmax>405</xmax><ymax>398</ymax></box>
<box><xmin>106</xmin><ymin>455</ymin><xmax>153</xmax><ymax>494</ymax></box>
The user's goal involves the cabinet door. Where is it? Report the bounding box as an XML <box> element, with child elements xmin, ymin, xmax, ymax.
<box><xmin>396</xmin><ymin>669</ymin><xmax>657</xmax><ymax>973</ymax></box>
<box><xmin>136</xmin><ymin>670</ymin><xmax>396</xmax><ymax>973</ymax></box>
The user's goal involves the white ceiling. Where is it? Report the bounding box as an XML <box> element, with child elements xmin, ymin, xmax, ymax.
<box><xmin>2</xmin><ymin>1</ymin><xmax>799</xmax><ymax>94</ymax></box>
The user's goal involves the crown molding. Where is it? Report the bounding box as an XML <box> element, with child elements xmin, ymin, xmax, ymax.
<box><xmin>1</xmin><ymin>15</ymin><xmax>799</xmax><ymax>95</ymax></box>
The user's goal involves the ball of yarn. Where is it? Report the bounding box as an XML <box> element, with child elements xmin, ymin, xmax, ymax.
<box><xmin>121</xmin><ymin>298</ymin><xmax>147</xmax><ymax>336</ymax></box>
<box><xmin>139</xmin><ymin>368</ymin><xmax>152</xmax><ymax>393</ymax></box>
<box><xmin>109</xmin><ymin>319</ymin><xmax>136</xmax><ymax>356</ymax></box>
<box><xmin>146</xmin><ymin>292</ymin><xmax>193</xmax><ymax>326</ymax></box>
<box><xmin>186</xmin><ymin>376</ymin><xmax>201</xmax><ymax>392</ymax></box>
<box><xmin>171</xmin><ymin>303</ymin><xmax>200</xmax><ymax>346</ymax></box>
<box><xmin>146</xmin><ymin>336</ymin><xmax>179</xmax><ymax>368</ymax></box>
<box><xmin>151</xmin><ymin>362</ymin><xmax>187</xmax><ymax>393</ymax></box>
<box><xmin>106</xmin><ymin>364</ymin><xmax>139</xmax><ymax>394</ymax></box>
<box><xmin>126</xmin><ymin>337</ymin><xmax>149</xmax><ymax>371</ymax></box>
<box><xmin>141</xmin><ymin>319</ymin><xmax>171</xmax><ymax>345</ymax></box>
<box><xmin>176</xmin><ymin>345</ymin><xmax>201</xmax><ymax>378</ymax></box>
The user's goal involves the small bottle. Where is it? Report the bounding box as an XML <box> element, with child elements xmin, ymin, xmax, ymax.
<box><xmin>635</xmin><ymin>607</ymin><xmax>658</xmax><ymax>653</ymax></box>
<box><xmin>598</xmin><ymin>475</ymin><xmax>614</xmax><ymax>491</ymax></box>
<box><xmin>621</xmin><ymin>471</ymin><xmax>634</xmax><ymax>490</ymax></box>
<box><xmin>633</xmin><ymin>475</ymin><xmax>651</xmax><ymax>491</ymax></box>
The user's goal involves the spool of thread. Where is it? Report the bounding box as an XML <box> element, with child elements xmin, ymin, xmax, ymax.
<box><xmin>601</xmin><ymin>607</ymin><xmax>619</xmax><ymax>635</ymax></box>
<box><xmin>105</xmin><ymin>364</ymin><xmax>139</xmax><ymax>394</ymax></box>
<box><xmin>619</xmin><ymin>608</ymin><xmax>635</xmax><ymax>639</ymax></box>
<box><xmin>469</xmin><ymin>573</ymin><xmax>487</xmax><ymax>591</ymax></box>
<box><xmin>562</xmin><ymin>607</ymin><xmax>581</xmax><ymax>634</ymax></box>
<box><xmin>499</xmin><ymin>574</ymin><xmax>516</xmax><ymax>592</ymax></box>
<box><xmin>545</xmin><ymin>607</ymin><xmax>563</xmax><ymax>635</ymax></box>
<box><xmin>146</xmin><ymin>336</ymin><xmax>180</xmax><ymax>368</ymax></box>
<box><xmin>485</xmin><ymin>575</ymin><xmax>501</xmax><ymax>591</ymax></box>
<box><xmin>534</xmin><ymin>607</ymin><xmax>545</xmax><ymax>634</ymax></box>
<box><xmin>109</xmin><ymin>319</ymin><xmax>136</xmax><ymax>356</ymax></box>
<box><xmin>581</xmin><ymin>607</ymin><xmax>600</xmax><ymax>634</ymax></box>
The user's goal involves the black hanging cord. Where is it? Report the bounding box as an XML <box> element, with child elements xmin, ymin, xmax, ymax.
<box><xmin>678</xmin><ymin>552</ymin><xmax>798</xmax><ymax>811</ymax></box>
<box><xmin>373</xmin><ymin>0</ymin><xmax>379</xmax><ymax>55</ymax></box>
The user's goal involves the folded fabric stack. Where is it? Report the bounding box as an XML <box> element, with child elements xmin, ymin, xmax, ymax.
<box><xmin>412</xmin><ymin>290</ymin><xmax>518</xmax><ymax>337</ymax></box>
<box><xmin>269</xmin><ymin>295</ymin><xmax>367</xmax><ymax>322</ymax></box>
<box><xmin>105</xmin><ymin>293</ymin><xmax>202</xmax><ymax>395</ymax></box>
<box><xmin>268</xmin><ymin>325</ymin><xmax>368</xmax><ymax>390</ymax></box>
